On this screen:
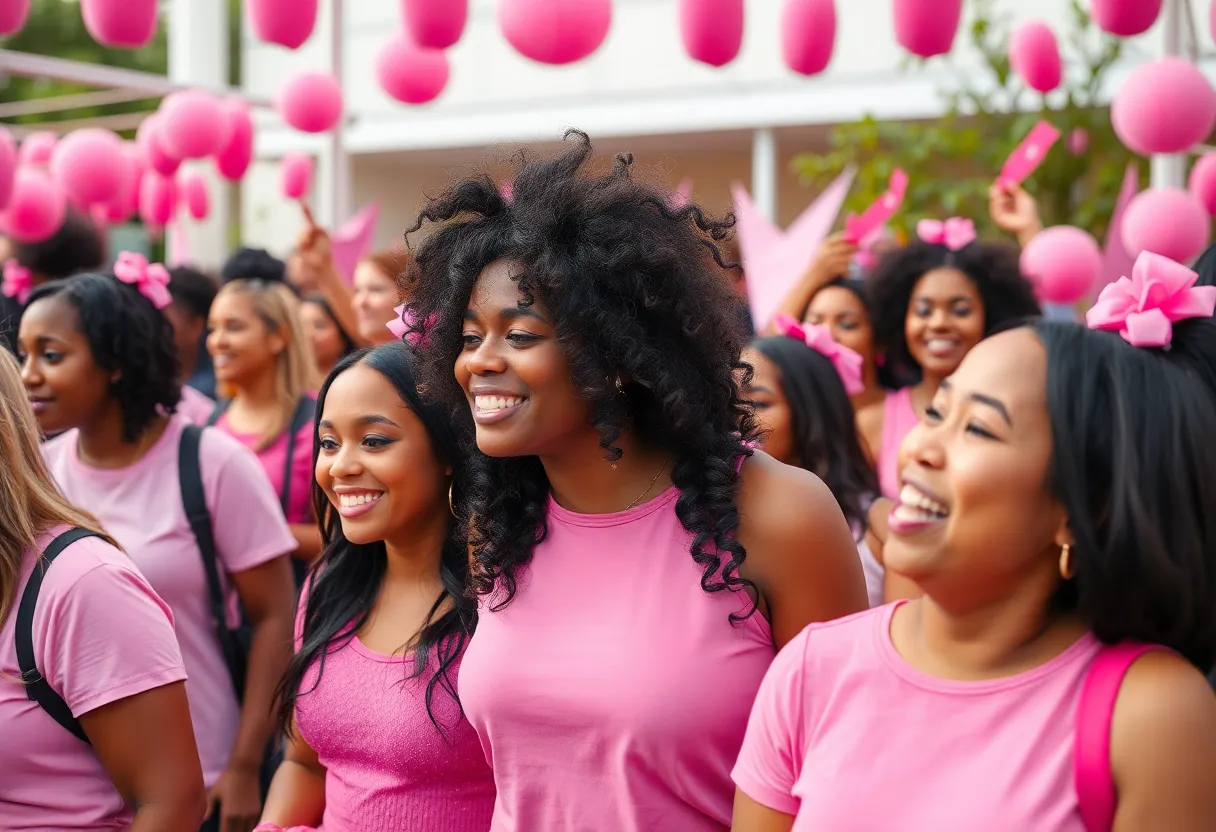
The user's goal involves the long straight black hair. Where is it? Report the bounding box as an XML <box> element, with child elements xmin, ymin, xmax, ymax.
<box><xmin>275</xmin><ymin>341</ymin><xmax>475</xmax><ymax>736</ymax></box>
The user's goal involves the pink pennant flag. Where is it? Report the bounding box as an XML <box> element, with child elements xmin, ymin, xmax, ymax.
<box><xmin>330</xmin><ymin>202</ymin><xmax>380</xmax><ymax>284</ymax></box>
<box><xmin>843</xmin><ymin>169</ymin><xmax>909</xmax><ymax>244</ymax></box>
<box><xmin>997</xmin><ymin>121</ymin><xmax>1061</xmax><ymax>189</ymax></box>
<box><xmin>1094</xmin><ymin>163</ymin><xmax>1140</xmax><ymax>300</ymax></box>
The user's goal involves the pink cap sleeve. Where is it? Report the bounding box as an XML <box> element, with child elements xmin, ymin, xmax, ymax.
<box><xmin>731</xmin><ymin>625</ymin><xmax>811</xmax><ymax>816</ymax></box>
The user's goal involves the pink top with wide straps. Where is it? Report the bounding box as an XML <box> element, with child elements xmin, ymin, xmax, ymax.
<box><xmin>878</xmin><ymin>387</ymin><xmax>919</xmax><ymax>499</ymax></box>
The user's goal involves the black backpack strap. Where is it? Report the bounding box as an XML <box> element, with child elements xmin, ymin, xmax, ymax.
<box><xmin>16</xmin><ymin>527</ymin><xmax>102</xmax><ymax>744</ymax></box>
<box><xmin>277</xmin><ymin>396</ymin><xmax>315</xmax><ymax>517</ymax></box>
<box><xmin>205</xmin><ymin>398</ymin><xmax>230</xmax><ymax>427</ymax></box>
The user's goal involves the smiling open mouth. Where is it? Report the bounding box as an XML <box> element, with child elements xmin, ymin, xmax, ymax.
<box><xmin>472</xmin><ymin>394</ymin><xmax>528</xmax><ymax>424</ymax></box>
<box><xmin>890</xmin><ymin>483</ymin><xmax>950</xmax><ymax>531</ymax></box>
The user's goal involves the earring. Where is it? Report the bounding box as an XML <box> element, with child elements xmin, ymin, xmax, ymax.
<box><xmin>1058</xmin><ymin>543</ymin><xmax>1074</xmax><ymax>580</ymax></box>
<box><xmin>448</xmin><ymin>482</ymin><xmax>456</xmax><ymax>518</ymax></box>
<box><xmin>614</xmin><ymin>374</ymin><xmax>624</xmax><ymax>393</ymax></box>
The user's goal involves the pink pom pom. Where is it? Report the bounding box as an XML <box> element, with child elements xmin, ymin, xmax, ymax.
<box><xmin>893</xmin><ymin>0</ymin><xmax>962</xmax><ymax>58</ymax></box>
<box><xmin>680</xmin><ymin>0</ymin><xmax>743</xmax><ymax>68</ymax></box>
<box><xmin>214</xmin><ymin>98</ymin><xmax>254</xmax><ymax>182</ymax></box>
<box><xmin>1112</xmin><ymin>57</ymin><xmax>1216</xmax><ymax>156</ymax></box>
<box><xmin>19</xmin><ymin>132</ymin><xmax>58</xmax><ymax>168</ymax></box>
<box><xmin>139</xmin><ymin>173</ymin><xmax>177</xmax><ymax>229</ymax></box>
<box><xmin>0</xmin><ymin>128</ymin><xmax>16</xmax><ymax>210</ymax></box>
<box><xmin>1190</xmin><ymin>154</ymin><xmax>1216</xmax><ymax>216</ymax></box>
<box><xmin>278</xmin><ymin>72</ymin><xmax>344</xmax><ymax>134</ymax></box>
<box><xmin>376</xmin><ymin>32</ymin><xmax>450</xmax><ymax>105</ymax></box>
<box><xmin>136</xmin><ymin>114</ymin><xmax>182</xmax><ymax>177</ymax></box>
<box><xmin>159</xmin><ymin>90</ymin><xmax>226</xmax><ymax>160</ymax></box>
<box><xmin>781</xmin><ymin>0</ymin><xmax>836</xmax><ymax>77</ymax></box>
<box><xmin>7</xmin><ymin>169</ymin><xmax>67</xmax><ymax>244</ymax></box>
<box><xmin>247</xmin><ymin>0</ymin><xmax>317</xmax><ymax>50</ymax></box>
<box><xmin>1019</xmin><ymin>226</ymin><xmax>1101</xmax><ymax>305</ymax></box>
<box><xmin>0</xmin><ymin>0</ymin><xmax>29</xmax><ymax>36</ymax></box>
<box><xmin>281</xmin><ymin>153</ymin><xmax>313</xmax><ymax>201</ymax></box>
<box><xmin>50</xmin><ymin>128</ymin><xmax>126</xmax><ymax>208</ymax></box>
<box><xmin>499</xmin><ymin>0</ymin><xmax>613</xmax><ymax>65</ymax></box>
<box><xmin>1093</xmin><ymin>0</ymin><xmax>1163</xmax><ymax>37</ymax></box>
<box><xmin>81</xmin><ymin>0</ymin><xmax>157</xmax><ymax>48</ymax></box>
<box><xmin>181</xmin><ymin>172</ymin><xmax>210</xmax><ymax>221</ymax></box>
<box><xmin>1009</xmin><ymin>21</ymin><xmax>1062</xmax><ymax>94</ymax></box>
<box><xmin>1122</xmin><ymin>188</ymin><xmax>1210</xmax><ymax>263</ymax></box>
<box><xmin>401</xmin><ymin>0</ymin><xmax>467</xmax><ymax>50</ymax></box>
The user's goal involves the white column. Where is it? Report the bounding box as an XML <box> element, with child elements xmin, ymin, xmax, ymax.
<box><xmin>751</xmin><ymin>128</ymin><xmax>778</xmax><ymax>223</ymax></box>
<box><xmin>326</xmin><ymin>0</ymin><xmax>352</xmax><ymax>228</ymax></box>
<box><xmin>1150</xmin><ymin>0</ymin><xmax>1187</xmax><ymax>189</ymax></box>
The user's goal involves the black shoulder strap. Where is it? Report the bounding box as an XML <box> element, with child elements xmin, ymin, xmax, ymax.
<box><xmin>178</xmin><ymin>425</ymin><xmax>228</xmax><ymax>655</ymax></box>
<box><xmin>16</xmin><ymin>527</ymin><xmax>102</xmax><ymax>744</ymax></box>
<box><xmin>277</xmin><ymin>396</ymin><xmax>316</xmax><ymax>516</ymax></box>
<box><xmin>205</xmin><ymin>398</ymin><xmax>231</xmax><ymax>427</ymax></box>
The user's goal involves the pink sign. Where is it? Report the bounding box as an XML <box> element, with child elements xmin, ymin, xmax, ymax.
<box><xmin>997</xmin><ymin>121</ymin><xmax>1060</xmax><ymax>189</ymax></box>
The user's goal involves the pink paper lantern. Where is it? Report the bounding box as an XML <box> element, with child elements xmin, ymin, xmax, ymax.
<box><xmin>180</xmin><ymin>172</ymin><xmax>210</xmax><ymax>221</ymax></box>
<box><xmin>278</xmin><ymin>71</ymin><xmax>344</xmax><ymax>133</ymax></box>
<box><xmin>159</xmin><ymin>90</ymin><xmax>226</xmax><ymax>160</ymax></box>
<box><xmin>1009</xmin><ymin>21</ymin><xmax>1062</xmax><ymax>94</ymax></box>
<box><xmin>782</xmin><ymin>0</ymin><xmax>836</xmax><ymax>77</ymax></box>
<box><xmin>1112</xmin><ymin>58</ymin><xmax>1216</xmax><ymax>156</ymax></box>
<box><xmin>19</xmin><ymin>132</ymin><xmax>58</xmax><ymax>168</ymax></box>
<box><xmin>680</xmin><ymin>0</ymin><xmax>743</xmax><ymax>68</ymax></box>
<box><xmin>136</xmin><ymin>114</ymin><xmax>182</xmax><ymax>177</ymax></box>
<box><xmin>499</xmin><ymin>0</ymin><xmax>613</xmax><ymax>65</ymax></box>
<box><xmin>139</xmin><ymin>173</ymin><xmax>177</xmax><ymax>229</ymax></box>
<box><xmin>1190</xmin><ymin>154</ymin><xmax>1216</xmax><ymax>215</ymax></box>
<box><xmin>7</xmin><ymin>169</ymin><xmax>67</xmax><ymax>244</ymax></box>
<box><xmin>1092</xmin><ymin>0</ymin><xmax>1163</xmax><ymax>37</ymax></box>
<box><xmin>0</xmin><ymin>0</ymin><xmax>29</xmax><ymax>36</ymax></box>
<box><xmin>81</xmin><ymin>0</ymin><xmax>158</xmax><ymax>48</ymax></box>
<box><xmin>248</xmin><ymin>0</ymin><xmax>317</xmax><ymax>50</ymax></box>
<box><xmin>1122</xmin><ymin>188</ymin><xmax>1210</xmax><ymax>263</ymax></box>
<box><xmin>376</xmin><ymin>32</ymin><xmax>450</xmax><ymax>105</ymax></box>
<box><xmin>1020</xmin><ymin>226</ymin><xmax>1101</xmax><ymax>305</ymax></box>
<box><xmin>894</xmin><ymin>0</ymin><xmax>962</xmax><ymax>58</ymax></box>
<box><xmin>281</xmin><ymin>153</ymin><xmax>313</xmax><ymax>200</ymax></box>
<box><xmin>50</xmin><ymin>129</ymin><xmax>126</xmax><ymax>208</ymax></box>
<box><xmin>401</xmin><ymin>0</ymin><xmax>467</xmax><ymax>49</ymax></box>
<box><xmin>0</xmin><ymin>128</ymin><xmax>16</xmax><ymax>210</ymax></box>
<box><xmin>214</xmin><ymin>99</ymin><xmax>254</xmax><ymax>182</ymax></box>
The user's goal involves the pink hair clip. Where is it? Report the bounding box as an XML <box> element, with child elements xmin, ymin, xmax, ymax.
<box><xmin>772</xmin><ymin>313</ymin><xmax>865</xmax><ymax>396</ymax></box>
<box><xmin>113</xmin><ymin>251</ymin><xmax>173</xmax><ymax>310</ymax></box>
<box><xmin>917</xmin><ymin>217</ymin><xmax>977</xmax><ymax>252</ymax></box>
<box><xmin>1085</xmin><ymin>251</ymin><xmax>1216</xmax><ymax>348</ymax></box>
<box><xmin>2</xmin><ymin>259</ymin><xmax>34</xmax><ymax>304</ymax></box>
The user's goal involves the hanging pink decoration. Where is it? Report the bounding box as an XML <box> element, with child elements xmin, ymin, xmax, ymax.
<box><xmin>7</xmin><ymin>169</ymin><xmax>67</xmax><ymax>244</ymax></box>
<box><xmin>1009</xmin><ymin>21</ymin><xmax>1062</xmax><ymax>94</ymax></box>
<box><xmin>19</xmin><ymin>132</ymin><xmax>58</xmax><ymax>168</ymax></box>
<box><xmin>680</xmin><ymin>0</ymin><xmax>743</xmax><ymax>67</ymax></box>
<box><xmin>0</xmin><ymin>128</ymin><xmax>16</xmax><ymax>211</ymax></box>
<box><xmin>136</xmin><ymin>114</ymin><xmax>182</xmax><ymax>177</ymax></box>
<box><xmin>499</xmin><ymin>0</ymin><xmax>613</xmax><ymax>65</ymax></box>
<box><xmin>81</xmin><ymin>0</ymin><xmax>158</xmax><ymax>49</ymax></box>
<box><xmin>1092</xmin><ymin>0</ymin><xmax>1163</xmax><ymax>37</ymax></box>
<box><xmin>401</xmin><ymin>0</ymin><xmax>468</xmax><ymax>49</ymax></box>
<box><xmin>1068</xmin><ymin>128</ymin><xmax>1089</xmax><ymax>156</ymax></box>
<box><xmin>1122</xmin><ymin>188</ymin><xmax>1210</xmax><ymax>263</ymax></box>
<box><xmin>1190</xmin><ymin>154</ymin><xmax>1216</xmax><ymax>215</ymax></box>
<box><xmin>0</xmin><ymin>0</ymin><xmax>29</xmax><ymax>36</ymax></box>
<box><xmin>278</xmin><ymin>71</ymin><xmax>344</xmax><ymax>133</ymax></box>
<box><xmin>376</xmin><ymin>32</ymin><xmax>450</xmax><ymax>105</ymax></box>
<box><xmin>180</xmin><ymin>173</ymin><xmax>210</xmax><ymax>221</ymax></box>
<box><xmin>782</xmin><ymin>0</ymin><xmax>836</xmax><ymax>76</ymax></box>
<box><xmin>1020</xmin><ymin>226</ymin><xmax>1101</xmax><ymax>305</ymax></box>
<box><xmin>50</xmin><ymin>128</ymin><xmax>126</xmax><ymax>208</ymax></box>
<box><xmin>213</xmin><ymin>98</ymin><xmax>254</xmax><ymax>182</ymax></box>
<box><xmin>158</xmin><ymin>90</ymin><xmax>226</xmax><ymax>160</ymax></box>
<box><xmin>100</xmin><ymin>143</ymin><xmax>143</xmax><ymax>224</ymax></box>
<box><xmin>247</xmin><ymin>0</ymin><xmax>317</xmax><ymax>49</ymax></box>
<box><xmin>893</xmin><ymin>0</ymin><xmax>962</xmax><ymax>59</ymax></box>
<box><xmin>281</xmin><ymin>153</ymin><xmax>314</xmax><ymax>200</ymax></box>
<box><xmin>1112</xmin><ymin>58</ymin><xmax>1216</xmax><ymax>156</ymax></box>
<box><xmin>138</xmin><ymin>173</ymin><xmax>177</xmax><ymax>229</ymax></box>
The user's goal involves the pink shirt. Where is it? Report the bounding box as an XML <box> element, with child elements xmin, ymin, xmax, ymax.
<box><xmin>215</xmin><ymin>413</ymin><xmax>313</xmax><ymax>525</ymax></box>
<box><xmin>0</xmin><ymin>528</ymin><xmax>187</xmax><ymax>830</ymax></box>
<box><xmin>458</xmin><ymin>486</ymin><xmax>775</xmax><ymax>831</ymax></box>
<box><xmin>292</xmin><ymin>587</ymin><xmax>495</xmax><ymax>831</ymax></box>
<box><xmin>733</xmin><ymin>602</ymin><xmax>1101</xmax><ymax>831</ymax></box>
<box><xmin>878</xmin><ymin>387</ymin><xmax>919</xmax><ymax>499</ymax></box>
<box><xmin>177</xmin><ymin>385</ymin><xmax>217</xmax><ymax>425</ymax></box>
<box><xmin>42</xmin><ymin>416</ymin><xmax>296</xmax><ymax>786</ymax></box>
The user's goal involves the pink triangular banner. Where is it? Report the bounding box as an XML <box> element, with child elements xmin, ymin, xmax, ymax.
<box><xmin>1094</xmin><ymin>163</ymin><xmax>1139</xmax><ymax>300</ymax></box>
<box><xmin>331</xmin><ymin>202</ymin><xmax>380</xmax><ymax>284</ymax></box>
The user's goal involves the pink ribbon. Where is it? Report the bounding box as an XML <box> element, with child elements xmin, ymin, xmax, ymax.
<box><xmin>917</xmin><ymin>217</ymin><xmax>977</xmax><ymax>252</ymax></box>
<box><xmin>113</xmin><ymin>251</ymin><xmax>173</xmax><ymax>310</ymax></box>
<box><xmin>2</xmin><ymin>259</ymin><xmax>34</xmax><ymax>304</ymax></box>
<box><xmin>772</xmin><ymin>313</ymin><xmax>865</xmax><ymax>396</ymax></box>
<box><xmin>1085</xmin><ymin>251</ymin><xmax>1216</xmax><ymax>348</ymax></box>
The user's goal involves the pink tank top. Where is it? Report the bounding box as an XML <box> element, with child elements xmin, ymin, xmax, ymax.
<box><xmin>878</xmin><ymin>387</ymin><xmax>919</xmax><ymax>499</ymax></box>
<box><xmin>458</xmin><ymin>484</ymin><xmax>776</xmax><ymax>831</ymax></box>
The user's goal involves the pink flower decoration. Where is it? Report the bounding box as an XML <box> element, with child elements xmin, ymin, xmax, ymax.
<box><xmin>113</xmin><ymin>250</ymin><xmax>172</xmax><ymax>310</ymax></box>
<box><xmin>1085</xmin><ymin>251</ymin><xmax>1216</xmax><ymax>348</ymax></box>
<box><xmin>772</xmin><ymin>313</ymin><xmax>865</xmax><ymax>396</ymax></box>
<box><xmin>917</xmin><ymin>217</ymin><xmax>976</xmax><ymax>251</ymax></box>
<box><xmin>2</xmin><ymin>259</ymin><xmax>33</xmax><ymax>304</ymax></box>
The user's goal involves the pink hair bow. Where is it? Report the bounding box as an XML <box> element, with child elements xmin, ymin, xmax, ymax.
<box><xmin>1085</xmin><ymin>251</ymin><xmax>1216</xmax><ymax>348</ymax></box>
<box><xmin>917</xmin><ymin>217</ymin><xmax>977</xmax><ymax>251</ymax></box>
<box><xmin>113</xmin><ymin>251</ymin><xmax>172</xmax><ymax>310</ymax></box>
<box><xmin>772</xmin><ymin>313</ymin><xmax>865</xmax><ymax>396</ymax></box>
<box><xmin>2</xmin><ymin>259</ymin><xmax>33</xmax><ymax>304</ymax></box>
<box><xmin>387</xmin><ymin>304</ymin><xmax>435</xmax><ymax>347</ymax></box>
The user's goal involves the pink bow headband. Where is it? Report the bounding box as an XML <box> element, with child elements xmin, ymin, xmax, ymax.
<box><xmin>2</xmin><ymin>259</ymin><xmax>33</xmax><ymax>305</ymax></box>
<box><xmin>772</xmin><ymin>314</ymin><xmax>866</xmax><ymax>396</ymax></box>
<box><xmin>917</xmin><ymin>217</ymin><xmax>977</xmax><ymax>252</ymax></box>
<box><xmin>113</xmin><ymin>251</ymin><xmax>173</xmax><ymax>310</ymax></box>
<box><xmin>1085</xmin><ymin>251</ymin><xmax>1216</xmax><ymax>348</ymax></box>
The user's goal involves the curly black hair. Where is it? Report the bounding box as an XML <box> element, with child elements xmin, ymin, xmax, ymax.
<box><xmin>866</xmin><ymin>239</ymin><xmax>1041</xmax><ymax>384</ymax></box>
<box><xmin>402</xmin><ymin>130</ymin><xmax>761</xmax><ymax>619</ymax></box>
<box><xmin>24</xmin><ymin>273</ymin><xmax>180</xmax><ymax>443</ymax></box>
<box><xmin>220</xmin><ymin>247</ymin><xmax>287</xmax><ymax>285</ymax></box>
<box><xmin>11</xmin><ymin>208</ymin><xmax>106</xmax><ymax>280</ymax></box>
<box><xmin>167</xmin><ymin>265</ymin><xmax>219</xmax><ymax>321</ymax></box>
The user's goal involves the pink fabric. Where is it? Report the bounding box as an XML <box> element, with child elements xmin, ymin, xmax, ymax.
<box><xmin>458</xmin><ymin>485</ymin><xmax>775</xmax><ymax>831</ymax></box>
<box><xmin>42</xmin><ymin>416</ymin><xmax>296</xmax><ymax>786</ymax></box>
<box><xmin>733</xmin><ymin>603</ymin><xmax>1101</xmax><ymax>830</ymax></box>
<box><xmin>177</xmin><ymin>384</ymin><xmax>217</xmax><ymax>425</ymax></box>
<box><xmin>878</xmin><ymin>387</ymin><xmax>919</xmax><ymax>499</ymax></box>
<box><xmin>291</xmin><ymin>584</ymin><xmax>495</xmax><ymax>831</ymax></box>
<box><xmin>215</xmin><ymin>414</ymin><xmax>314</xmax><ymax>525</ymax></box>
<box><xmin>0</xmin><ymin>527</ymin><xmax>186</xmax><ymax>830</ymax></box>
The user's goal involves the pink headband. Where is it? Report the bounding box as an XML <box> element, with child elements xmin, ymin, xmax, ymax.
<box><xmin>2</xmin><ymin>259</ymin><xmax>33</xmax><ymax>305</ymax></box>
<box><xmin>772</xmin><ymin>313</ymin><xmax>866</xmax><ymax>396</ymax></box>
<box><xmin>1085</xmin><ymin>251</ymin><xmax>1216</xmax><ymax>348</ymax></box>
<box><xmin>917</xmin><ymin>217</ymin><xmax>976</xmax><ymax>251</ymax></box>
<box><xmin>113</xmin><ymin>251</ymin><xmax>172</xmax><ymax>310</ymax></box>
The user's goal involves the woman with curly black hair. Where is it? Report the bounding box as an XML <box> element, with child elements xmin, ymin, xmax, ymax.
<box><xmin>865</xmin><ymin>219</ymin><xmax>1040</xmax><ymax>498</ymax></box>
<box><xmin>18</xmin><ymin>264</ymin><xmax>298</xmax><ymax>832</ymax></box>
<box><xmin>402</xmin><ymin>131</ymin><xmax>866</xmax><ymax>831</ymax></box>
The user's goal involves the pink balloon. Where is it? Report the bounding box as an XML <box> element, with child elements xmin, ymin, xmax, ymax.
<box><xmin>0</xmin><ymin>0</ymin><xmax>29</xmax><ymax>35</ymax></box>
<box><xmin>0</xmin><ymin>128</ymin><xmax>16</xmax><ymax>210</ymax></box>
<box><xmin>247</xmin><ymin>0</ymin><xmax>317</xmax><ymax>50</ymax></box>
<box><xmin>7</xmin><ymin>169</ymin><xmax>67</xmax><ymax>244</ymax></box>
<box><xmin>893</xmin><ymin>0</ymin><xmax>962</xmax><ymax>58</ymax></box>
<box><xmin>180</xmin><ymin>173</ymin><xmax>210</xmax><ymax>221</ymax></box>
<box><xmin>1112</xmin><ymin>58</ymin><xmax>1216</xmax><ymax>156</ymax></box>
<box><xmin>680</xmin><ymin>0</ymin><xmax>743</xmax><ymax>68</ymax></box>
<box><xmin>139</xmin><ymin>173</ymin><xmax>177</xmax><ymax>229</ymax></box>
<box><xmin>1122</xmin><ymin>188</ymin><xmax>1210</xmax><ymax>263</ymax></box>
<box><xmin>136</xmin><ymin>114</ymin><xmax>182</xmax><ymax>177</ymax></box>
<box><xmin>19</xmin><ymin>132</ymin><xmax>58</xmax><ymax>168</ymax></box>
<box><xmin>376</xmin><ymin>32</ymin><xmax>450</xmax><ymax>105</ymax></box>
<box><xmin>1020</xmin><ymin>226</ymin><xmax>1101</xmax><ymax>304</ymax></box>
<box><xmin>81</xmin><ymin>0</ymin><xmax>157</xmax><ymax>48</ymax></box>
<box><xmin>1092</xmin><ymin>0</ymin><xmax>1163</xmax><ymax>37</ymax></box>
<box><xmin>50</xmin><ymin>128</ymin><xmax>126</xmax><ymax>208</ymax></box>
<box><xmin>1067</xmin><ymin>127</ymin><xmax>1089</xmax><ymax>157</ymax></box>
<box><xmin>1190</xmin><ymin>154</ymin><xmax>1216</xmax><ymax>215</ymax></box>
<box><xmin>214</xmin><ymin>99</ymin><xmax>254</xmax><ymax>182</ymax></box>
<box><xmin>1009</xmin><ymin>21</ymin><xmax>1062</xmax><ymax>94</ymax></box>
<box><xmin>102</xmin><ymin>143</ymin><xmax>144</xmax><ymax>224</ymax></box>
<box><xmin>281</xmin><ymin>153</ymin><xmax>313</xmax><ymax>200</ymax></box>
<box><xmin>278</xmin><ymin>71</ymin><xmax>344</xmax><ymax>133</ymax></box>
<box><xmin>782</xmin><ymin>0</ymin><xmax>836</xmax><ymax>76</ymax></box>
<box><xmin>401</xmin><ymin>0</ymin><xmax>467</xmax><ymax>49</ymax></box>
<box><xmin>159</xmin><ymin>90</ymin><xmax>226</xmax><ymax>160</ymax></box>
<box><xmin>499</xmin><ymin>0</ymin><xmax>613</xmax><ymax>65</ymax></box>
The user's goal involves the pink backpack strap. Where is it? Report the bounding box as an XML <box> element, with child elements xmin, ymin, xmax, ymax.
<box><xmin>1074</xmin><ymin>642</ymin><xmax>1162</xmax><ymax>832</ymax></box>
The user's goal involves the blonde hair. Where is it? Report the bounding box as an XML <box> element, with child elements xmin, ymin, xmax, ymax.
<box><xmin>0</xmin><ymin>350</ymin><xmax>111</xmax><ymax>629</ymax></box>
<box><xmin>215</xmin><ymin>279</ymin><xmax>318</xmax><ymax>448</ymax></box>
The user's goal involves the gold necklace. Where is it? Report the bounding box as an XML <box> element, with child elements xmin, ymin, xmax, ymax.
<box><xmin>624</xmin><ymin>457</ymin><xmax>670</xmax><ymax>511</ymax></box>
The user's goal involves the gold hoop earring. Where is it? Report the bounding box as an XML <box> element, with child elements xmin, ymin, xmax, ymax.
<box><xmin>1059</xmin><ymin>543</ymin><xmax>1074</xmax><ymax>580</ymax></box>
<box><xmin>448</xmin><ymin>481</ymin><xmax>456</xmax><ymax>518</ymax></box>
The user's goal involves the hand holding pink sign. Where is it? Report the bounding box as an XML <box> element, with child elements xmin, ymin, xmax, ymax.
<box><xmin>996</xmin><ymin>121</ymin><xmax>1060</xmax><ymax>189</ymax></box>
<box><xmin>843</xmin><ymin>169</ymin><xmax>908</xmax><ymax>245</ymax></box>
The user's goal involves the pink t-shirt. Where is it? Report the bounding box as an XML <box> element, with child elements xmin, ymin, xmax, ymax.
<box><xmin>215</xmin><ymin>412</ymin><xmax>314</xmax><ymax>525</ymax></box>
<box><xmin>878</xmin><ymin>387</ymin><xmax>919</xmax><ymax>499</ymax></box>
<box><xmin>0</xmin><ymin>527</ymin><xmax>187</xmax><ymax>830</ymax></box>
<box><xmin>177</xmin><ymin>385</ymin><xmax>217</xmax><ymax>425</ymax></box>
<box><xmin>42</xmin><ymin>416</ymin><xmax>296</xmax><ymax>786</ymax></box>
<box><xmin>733</xmin><ymin>602</ymin><xmax>1101</xmax><ymax>831</ymax></box>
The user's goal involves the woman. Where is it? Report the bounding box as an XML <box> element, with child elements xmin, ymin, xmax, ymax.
<box><xmin>732</xmin><ymin>253</ymin><xmax>1216</xmax><ymax>830</ymax></box>
<box><xmin>299</xmin><ymin>295</ymin><xmax>356</xmax><ymax>378</ymax></box>
<box><xmin>403</xmin><ymin>131</ymin><xmax>866</xmax><ymax>831</ymax></box>
<box><xmin>259</xmin><ymin>341</ymin><xmax>493</xmax><ymax>830</ymax></box>
<box><xmin>352</xmin><ymin>251</ymin><xmax>405</xmax><ymax>345</ymax></box>
<box><xmin>207</xmin><ymin>277</ymin><xmax>323</xmax><ymax>573</ymax></box>
<box><xmin>19</xmin><ymin>267</ymin><xmax>298</xmax><ymax>832</ymax></box>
